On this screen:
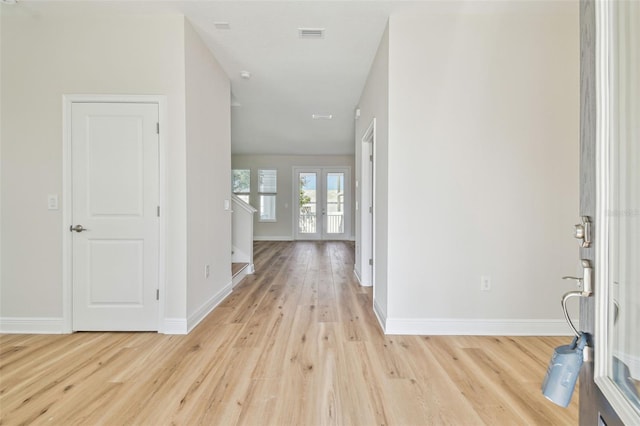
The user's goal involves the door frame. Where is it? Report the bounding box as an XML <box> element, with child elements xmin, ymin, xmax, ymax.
<box><xmin>592</xmin><ymin>0</ymin><xmax>640</xmax><ymax>423</ymax></box>
<box><xmin>359</xmin><ymin>118</ymin><xmax>376</xmax><ymax>288</ymax></box>
<box><xmin>292</xmin><ymin>166</ymin><xmax>352</xmax><ymax>240</ymax></box>
<box><xmin>61</xmin><ymin>94</ymin><xmax>167</xmax><ymax>333</ymax></box>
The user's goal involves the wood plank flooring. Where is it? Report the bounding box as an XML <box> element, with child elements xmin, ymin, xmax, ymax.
<box><xmin>0</xmin><ymin>241</ymin><xmax>578</xmax><ymax>425</ymax></box>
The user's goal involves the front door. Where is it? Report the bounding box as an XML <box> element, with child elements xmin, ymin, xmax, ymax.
<box><xmin>579</xmin><ymin>1</ymin><xmax>640</xmax><ymax>424</ymax></box>
<box><xmin>295</xmin><ymin>167</ymin><xmax>350</xmax><ymax>240</ymax></box>
<box><xmin>71</xmin><ymin>102</ymin><xmax>160</xmax><ymax>331</ymax></box>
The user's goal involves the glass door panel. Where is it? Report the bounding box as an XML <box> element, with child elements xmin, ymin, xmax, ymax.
<box><xmin>325</xmin><ymin>172</ymin><xmax>345</xmax><ymax>236</ymax></box>
<box><xmin>298</xmin><ymin>171</ymin><xmax>319</xmax><ymax>238</ymax></box>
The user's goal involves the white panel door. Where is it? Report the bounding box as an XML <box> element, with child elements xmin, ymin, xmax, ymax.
<box><xmin>71</xmin><ymin>102</ymin><xmax>159</xmax><ymax>331</ymax></box>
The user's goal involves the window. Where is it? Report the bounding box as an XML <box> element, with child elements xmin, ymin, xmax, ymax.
<box><xmin>232</xmin><ymin>169</ymin><xmax>250</xmax><ymax>203</ymax></box>
<box><xmin>258</xmin><ymin>169</ymin><xmax>277</xmax><ymax>221</ymax></box>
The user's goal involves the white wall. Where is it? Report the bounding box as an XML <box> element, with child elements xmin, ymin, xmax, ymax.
<box><xmin>231</xmin><ymin>155</ymin><xmax>355</xmax><ymax>240</ymax></box>
<box><xmin>184</xmin><ymin>21</ymin><xmax>232</xmax><ymax>328</ymax></box>
<box><xmin>0</xmin><ymin>12</ymin><xmax>188</xmax><ymax>326</ymax></box>
<box><xmin>355</xmin><ymin>25</ymin><xmax>390</xmax><ymax>321</ymax></box>
<box><xmin>1</xmin><ymin>11</ymin><xmax>232</xmax><ymax>333</ymax></box>
<box><xmin>359</xmin><ymin>2</ymin><xmax>580</xmax><ymax>334</ymax></box>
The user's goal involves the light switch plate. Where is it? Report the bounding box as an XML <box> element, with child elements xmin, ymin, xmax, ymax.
<box><xmin>47</xmin><ymin>194</ymin><xmax>59</xmax><ymax>210</ymax></box>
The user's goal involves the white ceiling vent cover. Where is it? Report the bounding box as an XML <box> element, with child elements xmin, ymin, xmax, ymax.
<box><xmin>298</xmin><ymin>28</ymin><xmax>325</xmax><ymax>39</ymax></box>
<box><xmin>312</xmin><ymin>114</ymin><xmax>333</xmax><ymax>120</ymax></box>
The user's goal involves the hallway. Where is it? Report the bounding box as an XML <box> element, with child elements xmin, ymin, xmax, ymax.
<box><xmin>1</xmin><ymin>241</ymin><xmax>577</xmax><ymax>425</ymax></box>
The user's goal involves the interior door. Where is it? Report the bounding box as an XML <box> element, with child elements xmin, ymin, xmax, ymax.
<box><xmin>71</xmin><ymin>102</ymin><xmax>160</xmax><ymax>331</ymax></box>
<box><xmin>295</xmin><ymin>167</ymin><xmax>350</xmax><ymax>240</ymax></box>
<box><xmin>579</xmin><ymin>1</ymin><xmax>639</xmax><ymax>424</ymax></box>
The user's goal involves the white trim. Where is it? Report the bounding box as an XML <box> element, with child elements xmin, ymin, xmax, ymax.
<box><xmin>231</xmin><ymin>194</ymin><xmax>257</xmax><ymax>214</ymax></box>
<box><xmin>359</xmin><ymin>119</ymin><xmax>376</xmax><ymax>289</ymax></box>
<box><xmin>186</xmin><ymin>282</ymin><xmax>232</xmax><ymax>333</ymax></box>
<box><xmin>383</xmin><ymin>318</ymin><xmax>578</xmax><ymax>336</ymax></box>
<box><xmin>232</xmin><ymin>266</ymin><xmax>252</xmax><ymax>288</ymax></box>
<box><xmin>373</xmin><ymin>299</ymin><xmax>386</xmax><ymax>332</ymax></box>
<box><xmin>162</xmin><ymin>318</ymin><xmax>188</xmax><ymax>335</ymax></box>
<box><xmin>593</xmin><ymin>1</ymin><xmax>640</xmax><ymax>423</ymax></box>
<box><xmin>62</xmin><ymin>94</ymin><xmax>168</xmax><ymax>334</ymax></box>
<box><xmin>0</xmin><ymin>317</ymin><xmax>66</xmax><ymax>334</ymax></box>
<box><xmin>253</xmin><ymin>236</ymin><xmax>293</xmax><ymax>241</ymax></box>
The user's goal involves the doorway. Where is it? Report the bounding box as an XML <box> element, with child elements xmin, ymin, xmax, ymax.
<box><xmin>63</xmin><ymin>96</ymin><xmax>164</xmax><ymax>332</ymax></box>
<box><xmin>294</xmin><ymin>167</ymin><xmax>351</xmax><ymax>240</ymax></box>
<box><xmin>358</xmin><ymin>119</ymin><xmax>375</xmax><ymax>287</ymax></box>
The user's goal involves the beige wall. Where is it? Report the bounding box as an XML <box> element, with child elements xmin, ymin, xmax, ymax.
<box><xmin>184</xmin><ymin>21</ymin><xmax>232</xmax><ymax>324</ymax></box>
<box><xmin>232</xmin><ymin>155</ymin><xmax>355</xmax><ymax>240</ymax></box>
<box><xmin>385</xmin><ymin>3</ymin><xmax>579</xmax><ymax>328</ymax></box>
<box><xmin>355</xmin><ymin>25</ymin><xmax>389</xmax><ymax>320</ymax></box>
<box><xmin>356</xmin><ymin>2</ymin><xmax>580</xmax><ymax>333</ymax></box>
<box><xmin>1</xmin><ymin>11</ymin><xmax>232</xmax><ymax>332</ymax></box>
<box><xmin>0</xmin><ymin>13</ymin><xmax>188</xmax><ymax>324</ymax></box>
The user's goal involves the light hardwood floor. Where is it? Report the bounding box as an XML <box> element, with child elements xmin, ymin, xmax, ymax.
<box><xmin>1</xmin><ymin>241</ymin><xmax>578</xmax><ymax>425</ymax></box>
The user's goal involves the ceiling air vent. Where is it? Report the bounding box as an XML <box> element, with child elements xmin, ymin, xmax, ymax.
<box><xmin>312</xmin><ymin>114</ymin><xmax>333</xmax><ymax>120</ymax></box>
<box><xmin>298</xmin><ymin>28</ymin><xmax>325</xmax><ymax>39</ymax></box>
<box><xmin>213</xmin><ymin>21</ymin><xmax>231</xmax><ymax>30</ymax></box>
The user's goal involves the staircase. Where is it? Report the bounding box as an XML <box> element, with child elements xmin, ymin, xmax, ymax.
<box><xmin>231</xmin><ymin>195</ymin><xmax>257</xmax><ymax>287</ymax></box>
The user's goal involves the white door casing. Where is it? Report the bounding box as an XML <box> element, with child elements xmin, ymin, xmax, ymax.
<box><xmin>359</xmin><ymin>119</ymin><xmax>375</xmax><ymax>288</ymax></box>
<box><xmin>64</xmin><ymin>97</ymin><xmax>164</xmax><ymax>332</ymax></box>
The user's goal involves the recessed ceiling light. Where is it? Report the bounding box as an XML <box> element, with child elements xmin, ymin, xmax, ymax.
<box><xmin>312</xmin><ymin>114</ymin><xmax>333</xmax><ymax>120</ymax></box>
<box><xmin>298</xmin><ymin>28</ymin><xmax>325</xmax><ymax>39</ymax></box>
<box><xmin>213</xmin><ymin>21</ymin><xmax>231</xmax><ymax>30</ymax></box>
<box><xmin>240</xmin><ymin>71</ymin><xmax>251</xmax><ymax>80</ymax></box>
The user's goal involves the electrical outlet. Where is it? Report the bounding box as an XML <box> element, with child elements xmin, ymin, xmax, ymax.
<box><xmin>205</xmin><ymin>264</ymin><xmax>210</xmax><ymax>278</ymax></box>
<box><xmin>480</xmin><ymin>276</ymin><xmax>491</xmax><ymax>291</ymax></box>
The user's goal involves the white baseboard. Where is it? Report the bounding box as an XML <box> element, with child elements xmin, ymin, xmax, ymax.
<box><xmin>232</xmin><ymin>265</ymin><xmax>253</xmax><ymax>288</ymax></box>
<box><xmin>253</xmin><ymin>236</ymin><xmax>293</xmax><ymax>241</ymax></box>
<box><xmin>161</xmin><ymin>318</ymin><xmax>188</xmax><ymax>335</ymax></box>
<box><xmin>353</xmin><ymin>267</ymin><xmax>362</xmax><ymax>284</ymax></box>
<box><xmin>373</xmin><ymin>299</ymin><xmax>386</xmax><ymax>332</ymax></box>
<box><xmin>0</xmin><ymin>317</ymin><xmax>66</xmax><ymax>334</ymax></box>
<box><xmin>383</xmin><ymin>318</ymin><xmax>578</xmax><ymax>336</ymax></box>
<box><xmin>185</xmin><ymin>281</ymin><xmax>233</xmax><ymax>334</ymax></box>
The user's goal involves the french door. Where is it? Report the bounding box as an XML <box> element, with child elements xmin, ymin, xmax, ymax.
<box><xmin>294</xmin><ymin>167</ymin><xmax>350</xmax><ymax>240</ymax></box>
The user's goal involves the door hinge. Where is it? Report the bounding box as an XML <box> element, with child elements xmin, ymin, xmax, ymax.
<box><xmin>156</xmin><ymin>289</ymin><xmax>159</xmax><ymax>300</ymax></box>
<box><xmin>156</xmin><ymin>122</ymin><xmax>160</xmax><ymax>134</ymax></box>
<box><xmin>157</xmin><ymin>206</ymin><xmax>160</xmax><ymax>217</ymax></box>
<box><xmin>369</xmin><ymin>258</ymin><xmax>373</xmax><ymax>266</ymax></box>
<box><xmin>369</xmin><ymin>206</ymin><xmax>373</xmax><ymax>213</ymax></box>
<box><xmin>369</xmin><ymin>154</ymin><xmax>373</xmax><ymax>162</ymax></box>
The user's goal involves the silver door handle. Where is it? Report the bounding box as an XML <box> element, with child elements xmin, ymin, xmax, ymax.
<box><xmin>69</xmin><ymin>224</ymin><xmax>88</xmax><ymax>232</ymax></box>
<box><xmin>561</xmin><ymin>259</ymin><xmax>592</xmax><ymax>296</ymax></box>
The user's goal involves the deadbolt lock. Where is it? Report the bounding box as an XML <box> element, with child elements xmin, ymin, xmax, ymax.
<box><xmin>574</xmin><ymin>216</ymin><xmax>592</xmax><ymax>248</ymax></box>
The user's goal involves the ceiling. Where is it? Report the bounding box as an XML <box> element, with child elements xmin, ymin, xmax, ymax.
<box><xmin>8</xmin><ymin>0</ymin><xmax>418</xmax><ymax>156</ymax></box>
<box><xmin>10</xmin><ymin>1</ymin><xmax>519</xmax><ymax>155</ymax></box>
<box><xmin>183</xmin><ymin>2</ymin><xmax>397</xmax><ymax>156</ymax></box>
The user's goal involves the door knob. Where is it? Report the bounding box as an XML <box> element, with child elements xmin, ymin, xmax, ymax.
<box><xmin>69</xmin><ymin>224</ymin><xmax>88</xmax><ymax>232</ymax></box>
